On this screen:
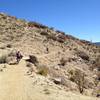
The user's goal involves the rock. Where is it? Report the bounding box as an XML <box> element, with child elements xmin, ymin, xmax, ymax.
<box><xmin>96</xmin><ymin>94</ymin><xmax>100</xmax><ymax>97</ymax></box>
<box><xmin>53</xmin><ymin>77</ymin><xmax>62</xmax><ymax>84</ymax></box>
<box><xmin>54</xmin><ymin>66</ymin><xmax>60</xmax><ymax>70</ymax></box>
<box><xmin>7</xmin><ymin>57</ymin><xmax>17</xmax><ymax>65</ymax></box>
<box><xmin>22</xmin><ymin>56</ymin><xmax>30</xmax><ymax>60</ymax></box>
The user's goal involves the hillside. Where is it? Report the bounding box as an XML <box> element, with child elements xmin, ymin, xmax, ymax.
<box><xmin>0</xmin><ymin>13</ymin><xmax>100</xmax><ymax>100</ymax></box>
<box><xmin>95</xmin><ymin>42</ymin><xmax>100</xmax><ymax>46</ymax></box>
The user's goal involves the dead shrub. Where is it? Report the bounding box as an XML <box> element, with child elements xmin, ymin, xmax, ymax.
<box><xmin>60</xmin><ymin>58</ymin><xmax>67</xmax><ymax>66</ymax></box>
<box><xmin>69</xmin><ymin>69</ymin><xmax>85</xmax><ymax>94</ymax></box>
<box><xmin>97</xmin><ymin>72</ymin><xmax>100</xmax><ymax>81</ymax></box>
<box><xmin>40</xmin><ymin>31</ymin><xmax>48</xmax><ymax>36</ymax></box>
<box><xmin>37</xmin><ymin>65</ymin><xmax>49</xmax><ymax>76</ymax></box>
<box><xmin>8</xmin><ymin>51</ymin><xmax>16</xmax><ymax>57</ymax></box>
<box><xmin>57</xmin><ymin>38</ymin><xmax>65</xmax><ymax>43</ymax></box>
<box><xmin>26</xmin><ymin>55</ymin><xmax>38</xmax><ymax>66</ymax></box>
<box><xmin>47</xmin><ymin>34</ymin><xmax>57</xmax><ymax>41</ymax></box>
<box><xmin>56</xmin><ymin>34</ymin><xmax>66</xmax><ymax>43</ymax></box>
<box><xmin>28</xmin><ymin>21</ymin><xmax>48</xmax><ymax>29</ymax></box>
<box><xmin>44</xmin><ymin>89</ymin><xmax>51</xmax><ymax>95</ymax></box>
<box><xmin>76</xmin><ymin>51</ymin><xmax>89</xmax><ymax>61</ymax></box>
<box><xmin>26</xmin><ymin>62</ymin><xmax>33</xmax><ymax>67</ymax></box>
<box><xmin>50</xmin><ymin>27</ymin><xmax>54</xmax><ymax>30</ymax></box>
<box><xmin>92</xmin><ymin>86</ymin><xmax>100</xmax><ymax>97</ymax></box>
<box><xmin>6</xmin><ymin>44</ymin><xmax>12</xmax><ymax>48</ymax></box>
<box><xmin>0</xmin><ymin>55</ymin><xmax>8</xmax><ymax>64</ymax></box>
<box><xmin>91</xmin><ymin>55</ymin><xmax>100</xmax><ymax>70</ymax></box>
<box><xmin>56</xmin><ymin>30</ymin><xmax>65</xmax><ymax>35</ymax></box>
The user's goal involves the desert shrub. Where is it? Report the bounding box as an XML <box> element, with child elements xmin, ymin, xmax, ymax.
<box><xmin>69</xmin><ymin>69</ymin><xmax>85</xmax><ymax>93</ymax></box>
<box><xmin>94</xmin><ymin>76</ymin><xmax>100</xmax><ymax>87</ymax></box>
<box><xmin>0</xmin><ymin>55</ymin><xmax>8</xmax><ymax>64</ymax></box>
<box><xmin>26</xmin><ymin>55</ymin><xmax>38</xmax><ymax>66</ymax></box>
<box><xmin>67</xmin><ymin>57</ymin><xmax>77</xmax><ymax>62</ymax></box>
<box><xmin>50</xmin><ymin>27</ymin><xmax>54</xmax><ymax>30</ymax></box>
<box><xmin>60</xmin><ymin>58</ymin><xmax>67</xmax><ymax>66</ymax></box>
<box><xmin>97</xmin><ymin>72</ymin><xmax>100</xmax><ymax>81</ymax></box>
<box><xmin>0</xmin><ymin>45</ymin><xmax>6</xmax><ymax>49</ymax></box>
<box><xmin>93</xmin><ymin>86</ymin><xmax>100</xmax><ymax>97</ymax></box>
<box><xmin>47</xmin><ymin>34</ymin><xmax>57</xmax><ymax>41</ymax></box>
<box><xmin>73</xmin><ymin>48</ymin><xmax>77</xmax><ymax>51</ymax></box>
<box><xmin>37</xmin><ymin>65</ymin><xmax>49</xmax><ymax>76</ymax></box>
<box><xmin>43</xmin><ymin>89</ymin><xmax>51</xmax><ymax>95</ymax></box>
<box><xmin>1</xmin><ymin>16</ymin><xmax>6</xmax><ymax>19</ymax></box>
<box><xmin>56</xmin><ymin>34</ymin><xmax>66</xmax><ymax>43</ymax></box>
<box><xmin>56</xmin><ymin>30</ymin><xmax>65</xmax><ymax>35</ymax></box>
<box><xmin>28</xmin><ymin>21</ymin><xmax>48</xmax><ymax>29</ymax></box>
<box><xmin>28</xmin><ymin>21</ymin><xmax>39</xmax><ymax>28</ymax></box>
<box><xmin>6</xmin><ymin>44</ymin><xmax>12</xmax><ymax>48</ymax></box>
<box><xmin>46</xmin><ymin>33</ymin><xmax>65</xmax><ymax>43</ymax></box>
<box><xmin>40</xmin><ymin>31</ymin><xmax>48</xmax><ymax>36</ymax></box>
<box><xmin>57</xmin><ymin>38</ymin><xmax>65</xmax><ymax>43</ymax></box>
<box><xmin>76</xmin><ymin>51</ymin><xmax>89</xmax><ymax>61</ymax></box>
<box><xmin>91</xmin><ymin>56</ymin><xmax>100</xmax><ymax>70</ymax></box>
<box><xmin>26</xmin><ymin>62</ymin><xmax>33</xmax><ymax>67</ymax></box>
<box><xmin>8</xmin><ymin>50</ymin><xmax>16</xmax><ymax>57</ymax></box>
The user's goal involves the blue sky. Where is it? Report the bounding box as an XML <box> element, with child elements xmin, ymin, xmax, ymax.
<box><xmin>0</xmin><ymin>0</ymin><xmax>100</xmax><ymax>42</ymax></box>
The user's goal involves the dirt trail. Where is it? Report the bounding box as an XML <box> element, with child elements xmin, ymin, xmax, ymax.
<box><xmin>0</xmin><ymin>60</ymin><xmax>32</xmax><ymax>100</ymax></box>
<box><xmin>0</xmin><ymin>60</ymin><xmax>56</xmax><ymax>100</ymax></box>
<box><xmin>0</xmin><ymin>60</ymin><xmax>99</xmax><ymax>100</ymax></box>
<box><xmin>0</xmin><ymin>60</ymin><xmax>45</xmax><ymax>100</ymax></box>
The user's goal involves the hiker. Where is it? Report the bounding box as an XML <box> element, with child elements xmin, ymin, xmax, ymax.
<box><xmin>16</xmin><ymin>51</ymin><xmax>23</xmax><ymax>63</ymax></box>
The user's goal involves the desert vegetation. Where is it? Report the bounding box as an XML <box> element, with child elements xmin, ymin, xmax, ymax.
<box><xmin>0</xmin><ymin>55</ymin><xmax>7</xmax><ymax>64</ymax></box>
<box><xmin>37</xmin><ymin>65</ymin><xmax>49</xmax><ymax>76</ymax></box>
<box><xmin>0</xmin><ymin>13</ymin><xmax>100</xmax><ymax>99</ymax></box>
<box><xmin>69</xmin><ymin>69</ymin><xmax>85</xmax><ymax>93</ymax></box>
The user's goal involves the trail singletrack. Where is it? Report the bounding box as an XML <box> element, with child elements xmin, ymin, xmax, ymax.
<box><xmin>0</xmin><ymin>60</ymin><xmax>34</xmax><ymax>100</ymax></box>
<box><xmin>0</xmin><ymin>60</ymin><xmax>46</xmax><ymax>100</ymax></box>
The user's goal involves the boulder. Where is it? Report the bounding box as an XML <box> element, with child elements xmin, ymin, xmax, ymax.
<box><xmin>53</xmin><ymin>77</ymin><xmax>62</xmax><ymax>84</ymax></box>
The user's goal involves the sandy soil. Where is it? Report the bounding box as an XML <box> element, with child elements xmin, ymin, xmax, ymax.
<box><xmin>0</xmin><ymin>60</ymin><xmax>99</xmax><ymax>100</ymax></box>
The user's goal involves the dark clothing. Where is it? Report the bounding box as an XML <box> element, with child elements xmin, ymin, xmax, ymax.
<box><xmin>16</xmin><ymin>52</ymin><xmax>23</xmax><ymax>63</ymax></box>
